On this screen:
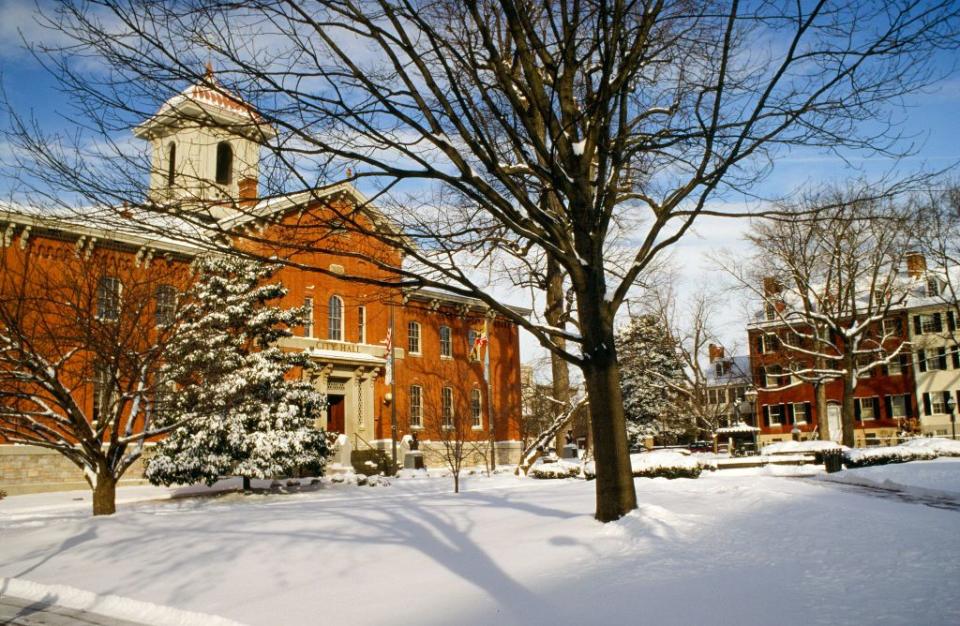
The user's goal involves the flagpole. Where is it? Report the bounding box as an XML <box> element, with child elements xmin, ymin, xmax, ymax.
<box><xmin>484</xmin><ymin>315</ymin><xmax>496</xmax><ymax>469</ymax></box>
<box><xmin>390</xmin><ymin>304</ymin><xmax>398</xmax><ymax>469</ymax></box>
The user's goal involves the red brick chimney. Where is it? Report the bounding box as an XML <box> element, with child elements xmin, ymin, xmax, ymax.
<box><xmin>763</xmin><ymin>276</ymin><xmax>782</xmax><ymax>296</ymax></box>
<box><xmin>906</xmin><ymin>251</ymin><xmax>926</xmax><ymax>279</ymax></box>
<box><xmin>238</xmin><ymin>177</ymin><xmax>258</xmax><ymax>208</ymax></box>
<box><xmin>708</xmin><ymin>343</ymin><xmax>725</xmax><ymax>363</ymax></box>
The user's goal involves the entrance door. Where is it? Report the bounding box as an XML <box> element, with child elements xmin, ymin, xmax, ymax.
<box><xmin>327</xmin><ymin>395</ymin><xmax>345</xmax><ymax>433</ymax></box>
<box><xmin>827</xmin><ymin>402</ymin><xmax>842</xmax><ymax>442</ymax></box>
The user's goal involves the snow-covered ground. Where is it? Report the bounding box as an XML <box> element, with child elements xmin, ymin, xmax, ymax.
<box><xmin>2</xmin><ymin>463</ymin><xmax>959</xmax><ymax>626</ymax></box>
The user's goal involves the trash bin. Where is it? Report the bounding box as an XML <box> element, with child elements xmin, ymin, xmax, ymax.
<box><xmin>818</xmin><ymin>449</ymin><xmax>843</xmax><ymax>473</ymax></box>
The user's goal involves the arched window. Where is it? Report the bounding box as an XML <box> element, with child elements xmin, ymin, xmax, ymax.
<box><xmin>215</xmin><ymin>141</ymin><xmax>233</xmax><ymax>184</ymax></box>
<box><xmin>328</xmin><ymin>295</ymin><xmax>343</xmax><ymax>341</ymax></box>
<box><xmin>166</xmin><ymin>142</ymin><xmax>176</xmax><ymax>187</ymax></box>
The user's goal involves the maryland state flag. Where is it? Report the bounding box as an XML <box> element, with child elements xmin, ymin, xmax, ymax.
<box><xmin>470</xmin><ymin>324</ymin><xmax>488</xmax><ymax>361</ymax></box>
<box><xmin>381</xmin><ymin>327</ymin><xmax>393</xmax><ymax>384</ymax></box>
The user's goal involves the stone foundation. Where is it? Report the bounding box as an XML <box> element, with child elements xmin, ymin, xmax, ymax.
<box><xmin>0</xmin><ymin>445</ymin><xmax>152</xmax><ymax>496</ymax></box>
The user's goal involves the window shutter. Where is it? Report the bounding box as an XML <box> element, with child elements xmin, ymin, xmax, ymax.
<box><xmin>923</xmin><ymin>393</ymin><xmax>932</xmax><ymax>416</ymax></box>
<box><xmin>880</xmin><ymin>362</ymin><xmax>888</xmax><ymax>377</ymax></box>
<box><xmin>854</xmin><ymin>399</ymin><xmax>861</xmax><ymax>421</ymax></box>
<box><xmin>900</xmin><ymin>353</ymin><xmax>909</xmax><ymax>371</ymax></box>
<box><xmin>948</xmin><ymin>310</ymin><xmax>957</xmax><ymax>332</ymax></box>
<box><xmin>755</xmin><ymin>336</ymin><xmax>764</xmax><ymax>354</ymax></box>
<box><xmin>934</xmin><ymin>313</ymin><xmax>943</xmax><ymax>333</ymax></box>
<box><xmin>884</xmin><ymin>396</ymin><xmax>892</xmax><ymax>420</ymax></box>
<box><xmin>762</xmin><ymin>405</ymin><xmax>769</xmax><ymax>427</ymax></box>
<box><xmin>805</xmin><ymin>402</ymin><xmax>812</xmax><ymax>424</ymax></box>
<box><xmin>939</xmin><ymin>348</ymin><xmax>948</xmax><ymax>370</ymax></box>
<box><xmin>918</xmin><ymin>350</ymin><xmax>927</xmax><ymax>373</ymax></box>
<box><xmin>785</xmin><ymin>403</ymin><xmax>793</xmax><ymax>425</ymax></box>
<box><xmin>904</xmin><ymin>395</ymin><xmax>913</xmax><ymax>418</ymax></box>
<box><xmin>873</xmin><ymin>397</ymin><xmax>881</xmax><ymax>420</ymax></box>
<box><xmin>914</xmin><ymin>315</ymin><xmax>923</xmax><ymax>335</ymax></box>
<box><xmin>954</xmin><ymin>348</ymin><xmax>960</xmax><ymax>370</ymax></box>
<box><xmin>943</xmin><ymin>391</ymin><xmax>952</xmax><ymax>413</ymax></box>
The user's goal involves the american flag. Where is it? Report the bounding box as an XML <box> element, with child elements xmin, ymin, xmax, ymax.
<box><xmin>382</xmin><ymin>327</ymin><xmax>393</xmax><ymax>384</ymax></box>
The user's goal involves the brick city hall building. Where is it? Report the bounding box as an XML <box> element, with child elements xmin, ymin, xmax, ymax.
<box><xmin>0</xmin><ymin>76</ymin><xmax>526</xmax><ymax>491</ymax></box>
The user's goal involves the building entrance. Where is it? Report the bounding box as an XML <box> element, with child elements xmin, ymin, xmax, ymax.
<box><xmin>327</xmin><ymin>395</ymin><xmax>345</xmax><ymax>433</ymax></box>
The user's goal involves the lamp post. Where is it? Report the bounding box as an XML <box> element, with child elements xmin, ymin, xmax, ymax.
<box><xmin>947</xmin><ymin>394</ymin><xmax>956</xmax><ymax>441</ymax></box>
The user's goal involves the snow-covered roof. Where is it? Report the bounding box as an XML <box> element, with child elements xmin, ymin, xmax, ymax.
<box><xmin>307</xmin><ymin>348</ymin><xmax>386</xmax><ymax>366</ymax></box>
<box><xmin>704</xmin><ymin>355</ymin><xmax>752</xmax><ymax>385</ymax></box>
<box><xmin>716</xmin><ymin>422</ymin><xmax>760</xmax><ymax>434</ymax></box>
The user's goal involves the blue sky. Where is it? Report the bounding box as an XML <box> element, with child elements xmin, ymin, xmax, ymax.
<box><xmin>2</xmin><ymin>0</ymin><xmax>959</xmax><ymax>362</ymax></box>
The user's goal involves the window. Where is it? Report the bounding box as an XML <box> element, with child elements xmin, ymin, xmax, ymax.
<box><xmin>409</xmin><ymin>385</ymin><xmax>422</xmax><ymax>428</ymax></box>
<box><xmin>886</xmin><ymin>355</ymin><xmax>902</xmax><ymax>376</ymax></box>
<box><xmin>882</xmin><ymin>318</ymin><xmax>902</xmax><ymax>337</ymax></box>
<box><xmin>707</xmin><ymin>389</ymin><xmax>718</xmax><ymax>404</ymax></box>
<box><xmin>441</xmin><ymin>386</ymin><xmax>454</xmax><ymax>428</ymax></box>
<box><xmin>215</xmin><ymin>141</ymin><xmax>233</xmax><ymax>184</ymax></box>
<box><xmin>155</xmin><ymin>284</ymin><xmax>176</xmax><ymax>325</ymax></box>
<box><xmin>890</xmin><ymin>395</ymin><xmax>907</xmax><ymax>418</ymax></box>
<box><xmin>764</xmin><ymin>302</ymin><xmax>777</xmax><ymax>321</ymax></box>
<box><xmin>767</xmin><ymin>404</ymin><xmax>782</xmax><ymax>426</ymax></box>
<box><xmin>407</xmin><ymin>321</ymin><xmax>421</xmax><ymax>355</ymax></box>
<box><xmin>793</xmin><ymin>402</ymin><xmax>808</xmax><ymax>424</ymax></box>
<box><xmin>439</xmin><ymin>325</ymin><xmax>452</xmax><ymax>358</ymax></box>
<box><xmin>926</xmin><ymin>277</ymin><xmax>939</xmax><ymax>297</ymax></box>
<box><xmin>856</xmin><ymin>356</ymin><xmax>872</xmax><ymax>379</ymax></box>
<box><xmin>857</xmin><ymin>397</ymin><xmax>876</xmax><ymax>420</ymax></box>
<box><xmin>917</xmin><ymin>313</ymin><xmax>943</xmax><ymax>335</ymax></box>
<box><xmin>930</xmin><ymin>392</ymin><xmax>946</xmax><ymax>415</ymax></box>
<box><xmin>714</xmin><ymin>361</ymin><xmax>727</xmax><ymax>377</ymax></box>
<box><xmin>167</xmin><ymin>142</ymin><xmax>176</xmax><ymax>187</ymax></box>
<box><xmin>327</xmin><ymin>295</ymin><xmax>343</xmax><ymax>341</ymax></box>
<box><xmin>470</xmin><ymin>388</ymin><xmax>482</xmax><ymax>428</ymax></box>
<box><xmin>303</xmin><ymin>297</ymin><xmax>314</xmax><ymax>338</ymax></box>
<box><xmin>765</xmin><ymin>365</ymin><xmax>782</xmax><ymax>388</ymax></box>
<box><xmin>873</xmin><ymin>289</ymin><xmax>889</xmax><ymax>307</ymax></box>
<box><xmin>92</xmin><ymin>362</ymin><xmax>112</xmax><ymax>423</ymax></box>
<box><xmin>153</xmin><ymin>383</ymin><xmax>173</xmax><ymax>421</ymax></box>
<box><xmin>357</xmin><ymin>306</ymin><xmax>366</xmax><ymax>343</ymax></box>
<box><xmin>96</xmin><ymin>276</ymin><xmax>122</xmax><ymax>321</ymax></box>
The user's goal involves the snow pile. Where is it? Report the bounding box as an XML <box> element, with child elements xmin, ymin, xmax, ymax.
<box><xmin>763</xmin><ymin>440</ymin><xmax>847</xmax><ymax>455</ymax></box>
<box><xmin>527</xmin><ymin>459</ymin><xmax>582</xmax><ymax>479</ymax></box>
<box><xmin>630</xmin><ymin>451</ymin><xmax>703</xmax><ymax>479</ymax></box>
<box><xmin>900</xmin><ymin>437</ymin><xmax>960</xmax><ymax>457</ymax></box>
<box><xmin>818</xmin><ymin>458</ymin><xmax>960</xmax><ymax>500</ymax></box>
<box><xmin>843</xmin><ymin>445</ymin><xmax>938</xmax><ymax>468</ymax></box>
<box><xmin>0</xmin><ymin>577</ymin><xmax>243</xmax><ymax>626</ymax></box>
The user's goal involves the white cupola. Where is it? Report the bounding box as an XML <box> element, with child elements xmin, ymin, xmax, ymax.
<box><xmin>133</xmin><ymin>65</ymin><xmax>276</xmax><ymax>214</ymax></box>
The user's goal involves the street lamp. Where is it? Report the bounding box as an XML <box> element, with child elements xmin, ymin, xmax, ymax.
<box><xmin>947</xmin><ymin>394</ymin><xmax>957</xmax><ymax>441</ymax></box>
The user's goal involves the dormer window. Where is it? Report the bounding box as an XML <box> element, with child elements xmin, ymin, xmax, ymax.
<box><xmin>926</xmin><ymin>276</ymin><xmax>939</xmax><ymax>298</ymax></box>
<box><xmin>215</xmin><ymin>141</ymin><xmax>233</xmax><ymax>184</ymax></box>
<box><xmin>715</xmin><ymin>361</ymin><xmax>727</xmax><ymax>377</ymax></box>
<box><xmin>167</xmin><ymin>142</ymin><xmax>176</xmax><ymax>187</ymax></box>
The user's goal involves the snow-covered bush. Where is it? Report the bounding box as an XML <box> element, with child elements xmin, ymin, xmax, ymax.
<box><xmin>763</xmin><ymin>441</ymin><xmax>848</xmax><ymax>455</ymax></box>
<box><xmin>528</xmin><ymin>459</ymin><xmax>582</xmax><ymax>479</ymax></box>
<box><xmin>900</xmin><ymin>437</ymin><xmax>960</xmax><ymax>457</ymax></box>
<box><xmin>630</xmin><ymin>451</ymin><xmax>702</xmax><ymax>479</ymax></box>
<box><xmin>843</xmin><ymin>446</ymin><xmax>938</xmax><ymax>468</ymax></box>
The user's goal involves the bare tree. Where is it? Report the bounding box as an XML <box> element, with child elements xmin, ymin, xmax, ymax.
<box><xmin>6</xmin><ymin>0</ymin><xmax>959</xmax><ymax>520</ymax></box>
<box><xmin>915</xmin><ymin>185</ymin><xmax>960</xmax><ymax>352</ymax></box>
<box><xmin>720</xmin><ymin>190</ymin><xmax>915</xmax><ymax>447</ymax></box>
<box><xmin>427</xmin><ymin>389</ymin><xmax>491</xmax><ymax>493</ymax></box>
<box><xmin>0</xmin><ymin>224</ymin><xmax>189</xmax><ymax>514</ymax></box>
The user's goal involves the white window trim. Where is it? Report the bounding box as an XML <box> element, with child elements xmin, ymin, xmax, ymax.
<box><xmin>792</xmin><ymin>402</ymin><xmax>808</xmax><ymax>424</ymax></box>
<box><xmin>767</xmin><ymin>405</ymin><xmax>782</xmax><ymax>426</ymax></box>
<box><xmin>409</xmin><ymin>385</ymin><xmax>423</xmax><ymax>429</ymax></box>
<box><xmin>328</xmin><ymin>295</ymin><xmax>344</xmax><ymax>341</ymax></box>
<box><xmin>439</xmin><ymin>325</ymin><xmax>452</xmax><ymax>359</ymax></box>
<box><xmin>407</xmin><ymin>321</ymin><xmax>422</xmax><ymax>356</ymax></box>
<box><xmin>441</xmin><ymin>386</ymin><xmax>454</xmax><ymax>429</ymax></box>
<box><xmin>357</xmin><ymin>306</ymin><xmax>366</xmax><ymax>344</ymax></box>
<box><xmin>858</xmin><ymin>397</ymin><xmax>877</xmax><ymax>421</ymax></box>
<box><xmin>890</xmin><ymin>395</ymin><xmax>907</xmax><ymax>419</ymax></box>
<box><xmin>470</xmin><ymin>388</ymin><xmax>483</xmax><ymax>430</ymax></box>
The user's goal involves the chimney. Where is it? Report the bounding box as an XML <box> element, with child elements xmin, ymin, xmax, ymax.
<box><xmin>906</xmin><ymin>251</ymin><xmax>926</xmax><ymax>279</ymax></box>
<box><xmin>762</xmin><ymin>276</ymin><xmax>782</xmax><ymax>296</ymax></box>
<box><xmin>708</xmin><ymin>343</ymin><xmax>725</xmax><ymax>363</ymax></box>
<box><xmin>238</xmin><ymin>177</ymin><xmax>258</xmax><ymax>208</ymax></box>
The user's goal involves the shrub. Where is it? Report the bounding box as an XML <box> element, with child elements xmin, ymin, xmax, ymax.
<box><xmin>899</xmin><ymin>437</ymin><xmax>960</xmax><ymax>457</ymax></box>
<box><xmin>528</xmin><ymin>460</ymin><xmax>582</xmax><ymax>479</ymax></box>
<box><xmin>630</xmin><ymin>451</ymin><xmax>702</xmax><ymax>479</ymax></box>
<box><xmin>843</xmin><ymin>446</ymin><xmax>938</xmax><ymax>468</ymax></box>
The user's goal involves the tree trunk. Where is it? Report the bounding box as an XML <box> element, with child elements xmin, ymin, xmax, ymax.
<box><xmin>841</xmin><ymin>372</ymin><xmax>857</xmax><ymax>448</ymax></box>
<box><xmin>545</xmin><ymin>255</ymin><xmax>571</xmax><ymax>452</ymax></box>
<box><xmin>453</xmin><ymin>472</ymin><xmax>460</xmax><ymax>493</ymax></box>
<box><xmin>242</xmin><ymin>476</ymin><xmax>252</xmax><ymax>491</ymax></box>
<box><xmin>577</xmin><ymin>294</ymin><xmax>636</xmax><ymax>522</ymax></box>
<box><xmin>816</xmin><ymin>380</ymin><xmax>830</xmax><ymax>441</ymax></box>
<box><xmin>92</xmin><ymin>474</ymin><xmax>117</xmax><ymax>516</ymax></box>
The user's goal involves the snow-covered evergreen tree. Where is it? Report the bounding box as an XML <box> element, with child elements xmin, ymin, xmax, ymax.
<box><xmin>145</xmin><ymin>256</ymin><xmax>328</xmax><ymax>487</ymax></box>
<box><xmin>616</xmin><ymin>314</ymin><xmax>688</xmax><ymax>445</ymax></box>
